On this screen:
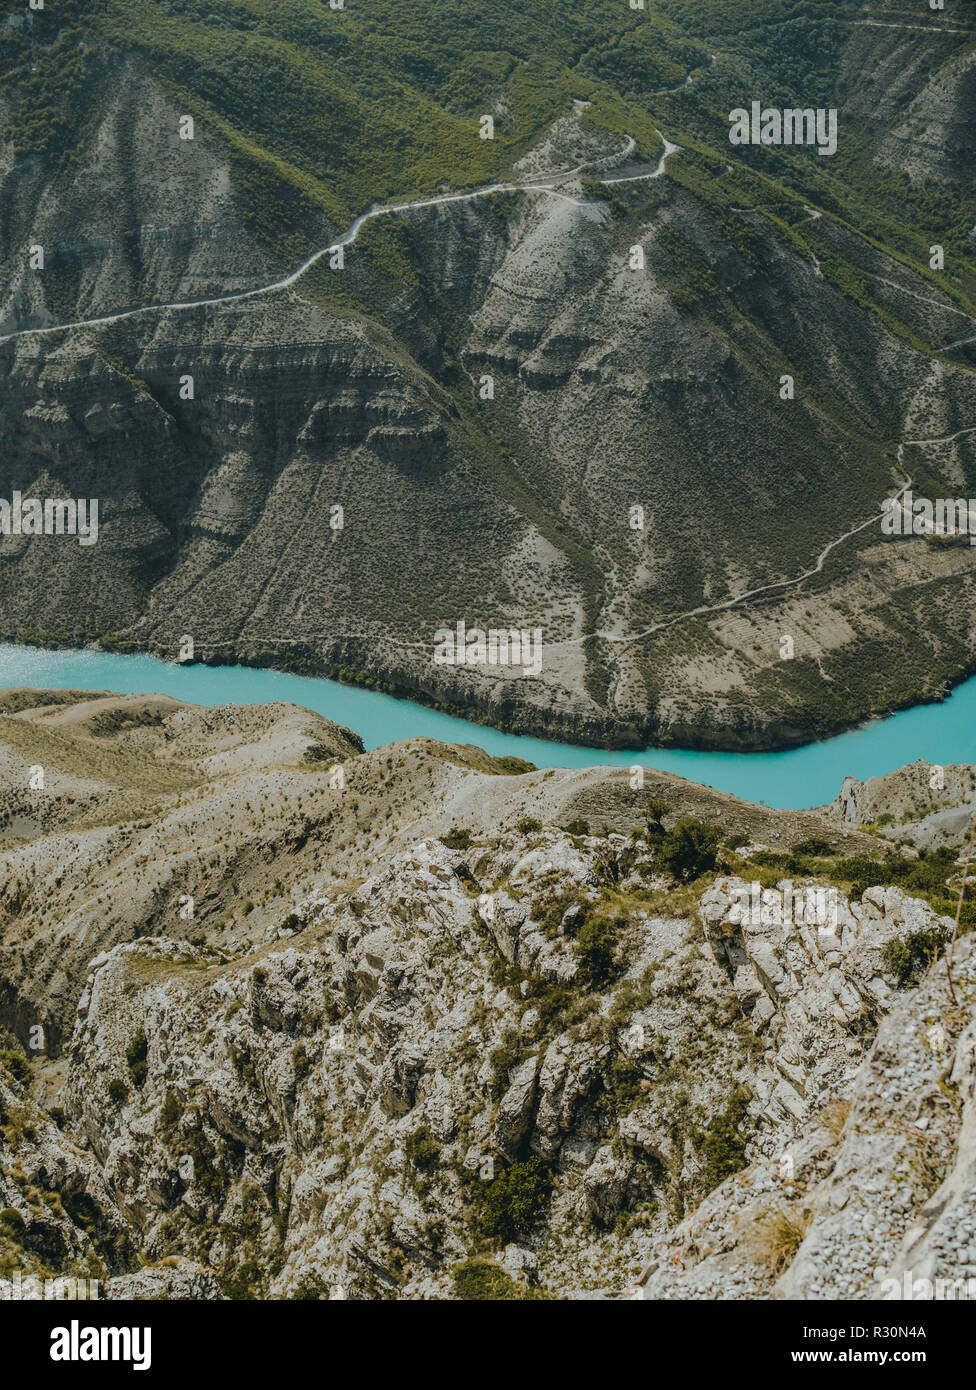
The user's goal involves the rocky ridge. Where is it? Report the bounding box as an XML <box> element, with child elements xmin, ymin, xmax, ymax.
<box><xmin>823</xmin><ymin>759</ymin><xmax>976</xmax><ymax>850</ymax></box>
<box><xmin>1</xmin><ymin>690</ymin><xmax>974</xmax><ymax>1299</ymax></box>
<box><xmin>3</xmin><ymin>818</ymin><xmax>973</xmax><ymax>1299</ymax></box>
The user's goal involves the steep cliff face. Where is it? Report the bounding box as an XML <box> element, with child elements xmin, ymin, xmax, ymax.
<box><xmin>642</xmin><ymin>918</ymin><xmax>976</xmax><ymax>1305</ymax></box>
<box><xmin>1</xmin><ymin>4</ymin><xmax>975</xmax><ymax>750</ymax></box>
<box><xmin>822</xmin><ymin>759</ymin><xmax>976</xmax><ymax>849</ymax></box>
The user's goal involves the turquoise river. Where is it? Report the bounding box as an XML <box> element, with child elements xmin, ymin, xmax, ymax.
<box><xmin>2</xmin><ymin>642</ymin><xmax>974</xmax><ymax>810</ymax></box>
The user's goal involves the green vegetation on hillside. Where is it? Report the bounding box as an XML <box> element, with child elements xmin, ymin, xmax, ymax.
<box><xmin>1</xmin><ymin>0</ymin><xmax>706</xmax><ymax>246</ymax></box>
<box><xmin>2</xmin><ymin>0</ymin><xmax>975</xmax><ymax>748</ymax></box>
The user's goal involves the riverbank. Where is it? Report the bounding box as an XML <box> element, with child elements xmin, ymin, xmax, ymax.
<box><xmin>2</xmin><ymin>642</ymin><xmax>975</xmax><ymax>808</ymax></box>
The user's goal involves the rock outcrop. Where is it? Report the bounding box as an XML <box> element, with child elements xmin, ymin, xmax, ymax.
<box><xmin>1</xmin><ymin>700</ymin><xmax>973</xmax><ymax>1299</ymax></box>
<box><xmin>822</xmin><ymin>761</ymin><xmax>976</xmax><ymax>850</ymax></box>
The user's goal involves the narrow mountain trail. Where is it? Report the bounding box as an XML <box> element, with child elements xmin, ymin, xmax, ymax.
<box><xmin>861</xmin><ymin>271</ymin><xmax>976</xmax><ymax>322</ymax></box>
<box><xmin>0</xmin><ymin>131</ymin><xmax>680</xmax><ymax>349</ymax></box>
<box><xmin>849</xmin><ymin>18</ymin><xmax>975</xmax><ymax>37</ymax></box>
<box><xmin>650</xmin><ymin>54</ymin><xmax>716</xmax><ymax>97</ymax></box>
<box><xmin>190</xmin><ymin>430</ymin><xmax>967</xmax><ymax>668</ymax></box>
<box><xmin>550</xmin><ymin>470</ymin><xmax>918</xmax><ymax>654</ymax></box>
<box><xmin>574</xmin><ymin>426</ymin><xmax>976</xmax><ymax>655</ymax></box>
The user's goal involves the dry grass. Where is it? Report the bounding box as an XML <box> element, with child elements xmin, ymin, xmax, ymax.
<box><xmin>819</xmin><ymin>1097</ymin><xmax>852</xmax><ymax>1142</ymax></box>
<box><xmin>745</xmin><ymin>1203</ymin><xmax>813</xmax><ymax>1275</ymax></box>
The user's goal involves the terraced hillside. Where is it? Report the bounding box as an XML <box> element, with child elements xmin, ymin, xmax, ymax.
<box><xmin>1</xmin><ymin>0</ymin><xmax>975</xmax><ymax>749</ymax></box>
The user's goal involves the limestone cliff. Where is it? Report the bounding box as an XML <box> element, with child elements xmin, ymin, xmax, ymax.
<box><xmin>1</xmin><ymin>690</ymin><xmax>974</xmax><ymax>1300</ymax></box>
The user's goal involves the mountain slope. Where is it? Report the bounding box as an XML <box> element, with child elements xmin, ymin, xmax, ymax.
<box><xmin>1</xmin><ymin>689</ymin><xmax>973</xmax><ymax>1299</ymax></box>
<box><xmin>0</xmin><ymin>1</ymin><xmax>974</xmax><ymax>749</ymax></box>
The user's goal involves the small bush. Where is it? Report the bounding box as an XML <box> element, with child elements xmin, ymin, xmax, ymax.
<box><xmin>747</xmin><ymin>850</ymin><xmax>788</xmax><ymax>871</ymax></box>
<box><xmin>488</xmin><ymin>1027</ymin><xmax>525</xmax><ymax>1099</ymax></box>
<box><xmin>451</xmin><ymin>1259</ymin><xmax>549</xmax><ymax>1300</ymax></box>
<box><xmin>563</xmin><ymin>819</ymin><xmax>589</xmax><ymax>837</ymax></box>
<box><xmin>440</xmin><ymin>828</ymin><xmax>473</xmax><ymax>851</ymax></box>
<box><xmin>107</xmin><ymin>1078</ymin><xmax>128</xmax><ymax>1105</ymax></box>
<box><xmin>657</xmin><ymin>818</ymin><xmax>722</xmax><ymax>882</ymax></box>
<box><xmin>62</xmin><ymin>1190</ymin><xmax>102</xmax><ymax>1232</ymax></box>
<box><xmin>643</xmin><ymin>799</ymin><xmax>669</xmax><ymax>841</ymax></box>
<box><xmin>700</xmin><ymin>1092</ymin><xmax>753</xmax><ymax>1191</ymax></box>
<box><xmin>291</xmin><ymin>1275</ymin><xmax>332</xmax><ymax>1300</ymax></box>
<box><xmin>403</xmin><ymin>1125</ymin><xmax>441</xmax><ymax>1172</ymax></box>
<box><xmin>574</xmin><ymin>916</ymin><xmax>621</xmax><ymax>990</ymax></box>
<box><xmin>125</xmin><ymin>1030</ymin><xmax>149</xmax><ymax>1088</ymax></box>
<box><xmin>516</xmin><ymin>817</ymin><xmax>542</xmax><ymax>834</ymax></box>
<box><xmin>610</xmin><ymin>1054</ymin><xmax>644</xmax><ymax>1108</ymax></box>
<box><xmin>792</xmin><ymin>837</ymin><xmax>833</xmax><ymax>856</ymax></box>
<box><xmin>531</xmin><ymin>890</ymin><xmax>588</xmax><ymax>937</ymax></box>
<box><xmin>0</xmin><ymin>1207</ymin><xmax>26</xmax><ymax>1238</ymax></box>
<box><xmin>479</xmin><ymin>1158</ymin><xmax>552</xmax><ymax>1244</ymax></box>
<box><xmin>0</xmin><ymin>1050</ymin><xmax>32</xmax><ymax>1088</ymax></box>
<box><xmin>160</xmin><ymin>1089</ymin><xmax>181</xmax><ymax>1130</ymax></box>
<box><xmin>882</xmin><ymin>928</ymin><xmax>948</xmax><ymax>986</ymax></box>
<box><xmin>292</xmin><ymin>1042</ymin><xmax>312</xmax><ymax>1083</ymax></box>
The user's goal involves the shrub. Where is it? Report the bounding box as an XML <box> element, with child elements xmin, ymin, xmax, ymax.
<box><xmin>451</xmin><ymin>1259</ymin><xmax>550</xmax><ymax>1300</ymax></box>
<box><xmin>574</xmin><ymin>916</ymin><xmax>621</xmax><ymax>990</ymax></box>
<box><xmin>531</xmin><ymin>889</ymin><xmax>588</xmax><ymax>937</ymax></box>
<box><xmin>488</xmin><ymin>1027</ymin><xmax>526</xmax><ymax>1099</ymax></box>
<box><xmin>610</xmin><ymin>1054</ymin><xmax>644</xmax><ymax>1108</ymax></box>
<box><xmin>292</xmin><ymin>1042</ymin><xmax>312</xmax><ymax>1083</ymax></box>
<box><xmin>516</xmin><ymin>817</ymin><xmax>542</xmax><ymax>834</ymax></box>
<box><xmin>563</xmin><ymin>819</ymin><xmax>589</xmax><ymax>837</ymax></box>
<box><xmin>107</xmin><ymin>1078</ymin><xmax>128</xmax><ymax>1105</ymax></box>
<box><xmin>291</xmin><ymin>1275</ymin><xmax>331</xmax><ymax>1300</ymax></box>
<box><xmin>452</xmin><ymin>1259</ymin><xmax>520</xmax><ymax>1300</ymax></box>
<box><xmin>440</xmin><ymin>828</ymin><xmax>473</xmax><ymax>851</ymax></box>
<box><xmin>160</xmin><ymin>1089</ymin><xmax>182</xmax><ymax>1130</ymax></box>
<box><xmin>403</xmin><ymin>1125</ymin><xmax>441</xmax><ymax>1172</ymax></box>
<box><xmin>643</xmin><ymin>799</ymin><xmax>669</xmax><ymax>841</ymax></box>
<box><xmin>0</xmin><ymin>1207</ymin><xmax>26</xmax><ymax>1238</ymax></box>
<box><xmin>125</xmin><ymin>1030</ymin><xmax>149</xmax><ymax>1088</ymax></box>
<box><xmin>882</xmin><ymin>928</ymin><xmax>948</xmax><ymax>986</ymax></box>
<box><xmin>62</xmin><ymin>1190</ymin><xmax>102</xmax><ymax>1232</ymax></box>
<box><xmin>657</xmin><ymin>818</ymin><xmax>722</xmax><ymax>882</ymax></box>
<box><xmin>219</xmin><ymin>1257</ymin><xmax>263</xmax><ymax>1301</ymax></box>
<box><xmin>0</xmin><ymin>1050</ymin><xmax>32</xmax><ymax>1088</ymax></box>
<box><xmin>700</xmin><ymin>1092</ymin><xmax>753</xmax><ymax>1191</ymax></box>
<box><xmin>792</xmin><ymin>837</ymin><xmax>833</xmax><ymax>856</ymax></box>
<box><xmin>479</xmin><ymin>1158</ymin><xmax>552</xmax><ymax>1244</ymax></box>
<box><xmin>827</xmin><ymin>846</ymin><xmax>961</xmax><ymax>907</ymax></box>
<box><xmin>531</xmin><ymin>983</ymin><xmax>574</xmax><ymax>1029</ymax></box>
<box><xmin>593</xmin><ymin>852</ymin><xmax>621</xmax><ymax>886</ymax></box>
<box><xmin>750</xmin><ymin>850</ymin><xmax>794</xmax><ymax>870</ymax></box>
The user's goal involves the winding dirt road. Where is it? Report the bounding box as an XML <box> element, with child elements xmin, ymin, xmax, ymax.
<box><xmin>0</xmin><ymin>131</ymin><xmax>680</xmax><ymax>349</ymax></box>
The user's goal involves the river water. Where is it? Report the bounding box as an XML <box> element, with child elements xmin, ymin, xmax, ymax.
<box><xmin>2</xmin><ymin>642</ymin><xmax>973</xmax><ymax>810</ymax></box>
